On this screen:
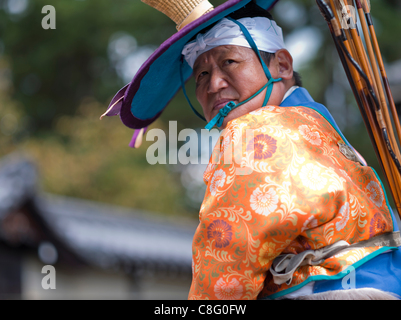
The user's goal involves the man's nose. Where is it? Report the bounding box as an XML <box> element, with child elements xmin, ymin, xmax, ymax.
<box><xmin>207</xmin><ymin>68</ymin><xmax>228</xmax><ymax>94</ymax></box>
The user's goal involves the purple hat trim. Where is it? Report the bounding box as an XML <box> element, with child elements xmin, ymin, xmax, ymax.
<box><xmin>100</xmin><ymin>84</ymin><xmax>128</xmax><ymax>119</ymax></box>
<box><xmin>129</xmin><ymin>127</ymin><xmax>148</xmax><ymax>148</ymax></box>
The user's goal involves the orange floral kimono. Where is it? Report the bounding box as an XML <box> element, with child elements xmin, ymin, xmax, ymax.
<box><xmin>188</xmin><ymin>90</ymin><xmax>397</xmax><ymax>300</ymax></box>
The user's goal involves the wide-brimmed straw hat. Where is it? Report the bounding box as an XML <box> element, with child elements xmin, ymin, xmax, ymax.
<box><xmin>101</xmin><ymin>0</ymin><xmax>279</xmax><ymax>146</ymax></box>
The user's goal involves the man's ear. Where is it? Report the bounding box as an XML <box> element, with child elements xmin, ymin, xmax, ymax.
<box><xmin>275</xmin><ymin>49</ymin><xmax>293</xmax><ymax>81</ymax></box>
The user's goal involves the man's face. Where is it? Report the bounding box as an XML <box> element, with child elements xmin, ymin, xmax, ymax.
<box><xmin>193</xmin><ymin>45</ymin><xmax>285</xmax><ymax>128</ymax></box>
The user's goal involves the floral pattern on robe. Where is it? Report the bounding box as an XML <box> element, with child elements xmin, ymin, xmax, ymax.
<box><xmin>189</xmin><ymin>105</ymin><xmax>394</xmax><ymax>300</ymax></box>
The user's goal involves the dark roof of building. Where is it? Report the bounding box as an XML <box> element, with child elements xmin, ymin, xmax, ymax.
<box><xmin>0</xmin><ymin>154</ymin><xmax>38</xmax><ymax>220</ymax></box>
<box><xmin>37</xmin><ymin>194</ymin><xmax>195</xmax><ymax>274</ymax></box>
<box><xmin>0</xmin><ymin>153</ymin><xmax>196</xmax><ymax>276</ymax></box>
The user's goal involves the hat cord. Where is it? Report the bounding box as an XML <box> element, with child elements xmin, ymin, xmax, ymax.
<box><xmin>205</xmin><ymin>76</ymin><xmax>281</xmax><ymax>130</ymax></box>
<box><xmin>180</xmin><ymin>58</ymin><xmax>207</xmax><ymax>122</ymax></box>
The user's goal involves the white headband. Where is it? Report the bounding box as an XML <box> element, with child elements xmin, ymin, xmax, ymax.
<box><xmin>182</xmin><ymin>17</ymin><xmax>286</xmax><ymax>69</ymax></box>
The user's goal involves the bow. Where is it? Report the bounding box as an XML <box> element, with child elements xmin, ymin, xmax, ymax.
<box><xmin>316</xmin><ymin>0</ymin><xmax>401</xmax><ymax>217</ymax></box>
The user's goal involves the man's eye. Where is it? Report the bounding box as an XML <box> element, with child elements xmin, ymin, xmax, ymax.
<box><xmin>225</xmin><ymin>59</ymin><xmax>235</xmax><ymax>65</ymax></box>
<box><xmin>197</xmin><ymin>71</ymin><xmax>208</xmax><ymax>81</ymax></box>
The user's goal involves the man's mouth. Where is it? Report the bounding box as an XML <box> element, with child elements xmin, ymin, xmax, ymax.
<box><xmin>212</xmin><ymin>99</ymin><xmax>235</xmax><ymax>111</ymax></box>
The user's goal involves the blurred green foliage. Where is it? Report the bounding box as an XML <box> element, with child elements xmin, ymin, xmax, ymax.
<box><xmin>0</xmin><ymin>69</ymin><xmax>188</xmax><ymax>216</ymax></box>
<box><xmin>0</xmin><ymin>0</ymin><xmax>178</xmax><ymax>130</ymax></box>
<box><xmin>0</xmin><ymin>0</ymin><xmax>400</xmax><ymax>215</ymax></box>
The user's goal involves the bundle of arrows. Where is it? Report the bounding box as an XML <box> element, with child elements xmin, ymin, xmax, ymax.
<box><xmin>317</xmin><ymin>0</ymin><xmax>401</xmax><ymax>217</ymax></box>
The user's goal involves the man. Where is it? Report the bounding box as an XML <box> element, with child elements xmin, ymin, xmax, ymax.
<box><xmin>103</xmin><ymin>0</ymin><xmax>401</xmax><ymax>299</ymax></box>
